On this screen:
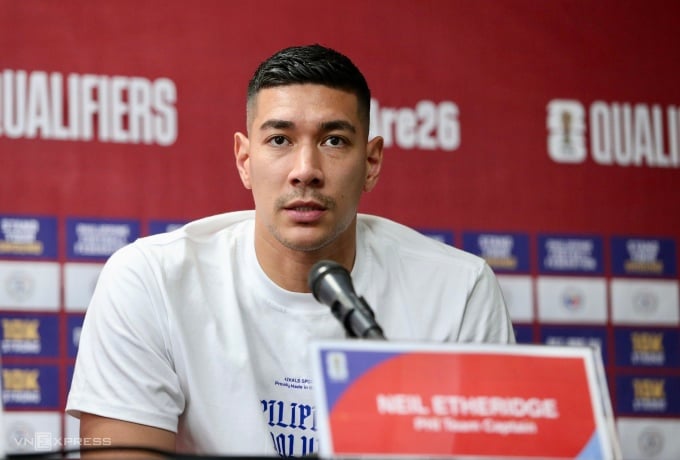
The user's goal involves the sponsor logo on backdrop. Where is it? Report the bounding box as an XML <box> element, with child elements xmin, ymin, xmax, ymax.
<box><xmin>1</xmin><ymin>315</ymin><xmax>58</xmax><ymax>357</ymax></box>
<box><xmin>610</xmin><ymin>278</ymin><xmax>679</xmax><ymax>325</ymax></box>
<box><xmin>632</xmin><ymin>378</ymin><xmax>667</xmax><ymax>412</ymax></box>
<box><xmin>0</xmin><ymin>69</ymin><xmax>177</xmax><ymax>145</ymax></box>
<box><xmin>633</xmin><ymin>290</ymin><xmax>659</xmax><ymax>315</ymax></box>
<box><xmin>0</xmin><ymin>216</ymin><xmax>58</xmax><ymax>259</ymax></box>
<box><xmin>615</xmin><ymin>328</ymin><xmax>679</xmax><ymax>368</ymax></box>
<box><xmin>538</xmin><ymin>235</ymin><xmax>603</xmax><ymax>274</ymax></box>
<box><xmin>0</xmin><ymin>218</ymin><xmax>42</xmax><ymax>256</ymax></box>
<box><xmin>626</xmin><ymin>240</ymin><xmax>662</xmax><ymax>273</ymax></box>
<box><xmin>4</xmin><ymin>270</ymin><xmax>34</xmax><ymax>302</ymax></box>
<box><xmin>3</xmin><ymin>368</ymin><xmax>41</xmax><ymax>404</ymax></box>
<box><xmin>547</xmin><ymin>99</ymin><xmax>680</xmax><ymax>168</ymax></box>
<box><xmin>1</xmin><ymin>317</ymin><xmax>40</xmax><ymax>354</ymax></box>
<box><xmin>0</xmin><ymin>315</ymin><xmax>58</xmax><ymax>357</ymax></box>
<box><xmin>561</xmin><ymin>287</ymin><xmax>584</xmax><ymax>311</ymax></box>
<box><xmin>0</xmin><ymin>261</ymin><xmax>60</xmax><ymax>310</ymax></box>
<box><xmin>547</xmin><ymin>100</ymin><xmax>587</xmax><ymax>164</ymax></box>
<box><xmin>536</xmin><ymin>276</ymin><xmax>607</xmax><ymax>324</ymax></box>
<box><xmin>541</xmin><ymin>326</ymin><xmax>607</xmax><ymax>363</ymax></box>
<box><xmin>7</xmin><ymin>421</ymin><xmax>38</xmax><ymax>452</ymax></box>
<box><xmin>2</xmin><ymin>365</ymin><xmax>60</xmax><ymax>408</ymax></box>
<box><xmin>4</xmin><ymin>412</ymin><xmax>64</xmax><ymax>453</ymax></box>
<box><xmin>73</xmin><ymin>223</ymin><xmax>130</xmax><ymax>256</ymax></box>
<box><xmin>370</xmin><ymin>99</ymin><xmax>460</xmax><ymax>151</ymax></box>
<box><xmin>638</xmin><ymin>427</ymin><xmax>664</xmax><ymax>457</ymax></box>
<box><xmin>611</xmin><ymin>237</ymin><xmax>677</xmax><ymax>277</ymax></box>
<box><xmin>66</xmin><ymin>218</ymin><xmax>140</xmax><ymax>260</ymax></box>
<box><xmin>462</xmin><ymin>232</ymin><xmax>530</xmax><ymax>273</ymax></box>
<box><xmin>631</xmin><ymin>331</ymin><xmax>665</xmax><ymax>366</ymax></box>
<box><xmin>541</xmin><ymin>326</ymin><xmax>607</xmax><ymax>358</ymax></box>
<box><xmin>477</xmin><ymin>234</ymin><xmax>517</xmax><ymax>269</ymax></box>
<box><xmin>616</xmin><ymin>375</ymin><xmax>680</xmax><ymax>416</ymax></box>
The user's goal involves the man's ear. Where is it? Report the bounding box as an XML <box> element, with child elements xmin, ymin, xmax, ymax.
<box><xmin>364</xmin><ymin>136</ymin><xmax>384</xmax><ymax>192</ymax></box>
<box><xmin>234</xmin><ymin>132</ymin><xmax>252</xmax><ymax>190</ymax></box>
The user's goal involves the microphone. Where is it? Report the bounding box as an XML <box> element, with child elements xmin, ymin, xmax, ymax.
<box><xmin>308</xmin><ymin>260</ymin><xmax>386</xmax><ymax>340</ymax></box>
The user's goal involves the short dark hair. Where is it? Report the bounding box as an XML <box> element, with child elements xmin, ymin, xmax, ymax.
<box><xmin>246</xmin><ymin>44</ymin><xmax>371</xmax><ymax>132</ymax></box>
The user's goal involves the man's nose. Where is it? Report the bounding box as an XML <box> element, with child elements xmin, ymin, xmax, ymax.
<box><xmin>289</xmin><ymin>144</ymin><xmax>324</xmax><ymax>187</ymax></box>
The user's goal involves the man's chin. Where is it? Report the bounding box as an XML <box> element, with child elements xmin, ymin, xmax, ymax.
<box><xmin>279</xmin><ymin>237</ymin><xmax>330</xmax><ymax>253</ymax></box>
<box><xmin>275</xmin><ymin>227</ymin><xmax>335</xmax><ymax>253</ymax></box>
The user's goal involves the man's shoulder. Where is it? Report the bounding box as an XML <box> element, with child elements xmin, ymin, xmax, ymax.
<box><xmin>139</xmin><ymin>210</ymin><xmax>254</xmax><ymax>247</ymax></box>
<box><xmin>109</xmin><ymin>211</ymin><xmax>254</xmax><ymax>269</ymax></box>
<box><xmin>357</xmin><ymin>214</ymin><xmax>486</xmax><ymax>271</ymax></box>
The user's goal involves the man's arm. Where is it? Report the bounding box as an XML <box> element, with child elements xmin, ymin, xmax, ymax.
<box><xmin>79</xmin><ymin>413</ymin><xmax>176</xmax><ymax>458</ymax></box>
<box><xmin>458</xmin><ymin>262</ymin><xmax>516</xmax><ymax>343</ymax></box>
<box><xmin>68</xmin><ymin>245</ymin><xmax>185</xmax><ymax>457</ymax></box>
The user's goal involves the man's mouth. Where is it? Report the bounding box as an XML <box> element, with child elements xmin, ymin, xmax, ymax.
<box><xmin>283</xmin><ymin>201</ymin><xmax>327</xmax><ymax>222</ymax></box>
<box><xmin>288</xmin><ymin>205</ymin><xmax>322</xmax><ymax>212</ymax></box>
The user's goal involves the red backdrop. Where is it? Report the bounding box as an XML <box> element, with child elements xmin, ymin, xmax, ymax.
<box><xmin>1</xmin><ymin>0</ymin><xmax>679</xmax><ymax>457</ymax></box>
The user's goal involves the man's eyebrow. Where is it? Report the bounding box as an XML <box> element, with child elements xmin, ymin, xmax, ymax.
<box><xmin>320</xmin><ymin>120</ymin><xmax>356</xmax><ymax>133</ymax></box>
<box><xmin>258</xmin><ymin>119</ymin><xmax>357</xmax><ymax>133</ymax></box>
<box><xmin>259</xmin><ymin>119</ymin><xmax>294</xmax><ymax>131</ymax></box>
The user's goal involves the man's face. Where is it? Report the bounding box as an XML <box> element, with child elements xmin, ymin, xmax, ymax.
<box><xmin>235</xmin><ymin>84</ymin><xmax>382</xmax><ymax>253</ymax></box>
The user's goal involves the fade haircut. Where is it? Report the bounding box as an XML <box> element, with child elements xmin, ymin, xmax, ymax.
<box><xmin>246</xmin><ymin>44</ymin><xmax>372</xmax><ymax>135</ymax></box>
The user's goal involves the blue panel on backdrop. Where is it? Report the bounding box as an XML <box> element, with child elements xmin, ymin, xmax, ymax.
<box><xmin>462</xmin><ymin>231</ymin><xmax>530</xmax><ymax>273</ymax></box>
<box><xmin>2</xmin><ymin>364</ymin><xmax>60</xmax><ymax>409</ymax></box>
<box><xmin>0</xmin><ymin>313</ymin><xmax>59</xmax><ymax>358</ymax></box>
<box><xmin>540</xmin><ymin>325</ymin><xmax>609</xmax><ymax>364</ymax></box>
<box><xmin>66</xmin><ymin>217</ymin><xmax>140</xmax><ymax>260</ymax></box>
<box><xmin>616</xmin><ymin>375</ymin><xmax>680</xmax><ymax>416</ymax></box>
<box><xmin>615</xmin><ymin>327</ymin><xmax>680</xmax><ymax>368</ymax></box>
<box><xmin>611</xmin><ymin>236</ymin><xmax>677</xmax><ymax>277</ymax></box>
<box><xmin>0</xmin><ymin>215</ymin><xmax>57</xmax><ymax>259</ymax></box>
<box><xmin>538</xmin><ymin>234</ymin><xmax>604</xmax><ymax>275</ymax></box>
<box><xmin>512</xmin><ymin>324</ymin><xmax>534</xmax><ymax>343</ymax></box>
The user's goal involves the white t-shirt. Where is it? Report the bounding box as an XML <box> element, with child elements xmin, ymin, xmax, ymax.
<box><xmin>66</xmin><ymin>211</ymin><xmax>514</xmax><ymax>457</ymax></box>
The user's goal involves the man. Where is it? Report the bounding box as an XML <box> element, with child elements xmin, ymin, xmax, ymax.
<box><xmin>66</xmin><ymin>44</ymin><xmax>515</xmax><ymax>457</ymax></box>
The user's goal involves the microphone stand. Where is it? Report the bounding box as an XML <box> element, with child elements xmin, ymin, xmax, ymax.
<box><xmin>308</xmin><ymin>260</ymin><xmax>386</xmax><ymax>340</ymax></box>
<box><xmin>331</xmin><ymin>294</ymin><xmax>386</xmax><ymax>340</ymax></box>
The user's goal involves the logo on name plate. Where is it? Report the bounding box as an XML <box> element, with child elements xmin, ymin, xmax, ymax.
<box><xmin>4</xmin><ymin>271</ymin><xmax>35</xmax><ymax>302</ymax></box>
<box><xmin>326</xmin><ymin>351</ymin><xmax>349</xmax><ymax>382</ymax></box>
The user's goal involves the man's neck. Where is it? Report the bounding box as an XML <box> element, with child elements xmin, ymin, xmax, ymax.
<box><xmin>253</xmin><ymin>226</ymin><xmax>356</xmax><ymax>293</ymax></box>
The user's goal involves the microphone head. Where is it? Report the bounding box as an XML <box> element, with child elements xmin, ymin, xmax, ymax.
<box><xmin>308</xmin><ymin>260</ymin><xmax>355</xmax><ymax>305</ymax></box>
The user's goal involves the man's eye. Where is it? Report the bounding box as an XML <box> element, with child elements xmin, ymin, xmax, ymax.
<box><xmin>323</xmin><ymin>136</ymin><xmax>346</xmax><ymax>147</ymax></box>
<box><xmin>268</xmin><ymin>135</ymin><xmax>289</xmax><ymax>146</ymax></box>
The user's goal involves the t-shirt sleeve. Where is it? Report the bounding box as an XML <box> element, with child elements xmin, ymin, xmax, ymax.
<box><xmin>65</xmin><ymin>243</ymin><xmax>184</xmax><ymax>433</ymax></box>
<box><xmin>456</xmin><ymin>262</ymin><xmax>516</xmax><ymax>344</ymax></box>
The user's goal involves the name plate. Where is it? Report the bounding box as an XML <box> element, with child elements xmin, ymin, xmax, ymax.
<box><xmin>310</xmin><ymin>341</ymin><xmax>620</xmax><ymax>459</ymax></box>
